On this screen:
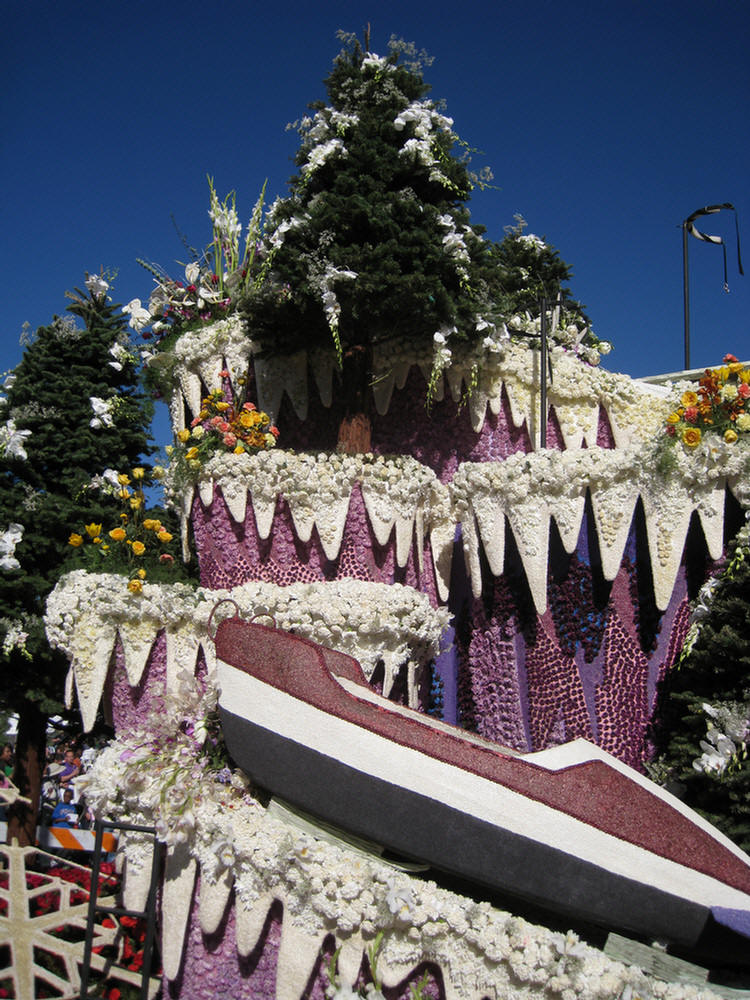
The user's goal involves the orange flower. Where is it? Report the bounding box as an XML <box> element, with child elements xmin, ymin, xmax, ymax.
<box><xmin>109</xmin><ymin>527</ymin><xmax>127</xmax><ymax>542</ymax></box>
<box><xmin>131</xmin><ymin>540</ymin><xmax>146</xmax><ymax>556</ymax></box>
<box><xmin>680</xmin><ymin>390</ymin><xmax>698</xmax><ymax>408</ymax></box>
<box><xmin>682</xmin><ymin>427</ymin><xmax>701</xmax><ymax>448</ymax></box>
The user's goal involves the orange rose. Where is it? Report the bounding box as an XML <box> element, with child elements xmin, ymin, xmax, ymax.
<box><xmin>682</xmin><ymin>427</ymin><xmax>701</xmax><ymax>448</ymax></box>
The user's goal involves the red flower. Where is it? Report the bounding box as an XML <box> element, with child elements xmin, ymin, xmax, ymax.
<box><xmin>723</xmin><ymin>353</ymin><xmax>739</xmax><ymax>363</ymax></box>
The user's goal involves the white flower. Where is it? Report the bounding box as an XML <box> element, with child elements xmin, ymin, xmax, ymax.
<box><xmin>184</xmin><ymin>262</ymin><xmax>201</xmax><ymax>285</ymax></box>
<box><xmin>0</xmin><ymin>419</ymin><xmax>32</xmax><ymax>460</ymax></box>
<box><xmin>89</xmin><ymin>397</ymin><xmax>114</xmax><ymax>429</ymax></box>
<box><xmin>0</xmin><ymin>523</ymin><xmax>23</xmax><ymax>571</ymax></box>
<box><xmin>122</xmin><ymin>299</ymin><xmax>151</xmax><ymax>333</ymax></box>
<box><xmin>108</xmin><ymin>342</ymin><xmax>131</xmax><ymax>371</ymax></box>
<box><xmin>385</xmin><ymin>877</ymin><xmax>415</xmax><ymax>919</ymax></box>
<box><xmin>85</xmin><ymin>273</ymin><xmax>109</xmax><ymax>299</ymax></box>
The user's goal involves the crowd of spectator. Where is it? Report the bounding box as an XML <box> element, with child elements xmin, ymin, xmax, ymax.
<box><xmin>0</xmin><ymin>737</ymin><xmax>101</xmax><ymax>831</ymax></box>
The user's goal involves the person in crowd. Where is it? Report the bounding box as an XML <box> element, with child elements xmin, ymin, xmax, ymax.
<box><xmin>1</xmin><ymin>743</ymin><xmax>12</xmax><ymax>779</ymax></box>
<box><xmin>51</xmin><ymin>787</ymin><xmax>79</xmax><ymax>828</ymax></box>
<box><xmin>58</xmin><ymin>748</ymin><xmax>80</xmax><ymax>790</ymax></box>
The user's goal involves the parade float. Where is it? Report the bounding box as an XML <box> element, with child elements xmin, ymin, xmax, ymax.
<box><xmin>40</xmin><ymin>37</ymin><xmax>750</xmax><ymax>1000</ymax></box>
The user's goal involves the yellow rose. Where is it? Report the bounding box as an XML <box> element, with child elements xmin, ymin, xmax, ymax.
<box><xmin>157</xmin><ymin>530</ymin><xmax>173</xmax><ymax>543</ymax></box>
<box><xmin>143</xmin><ymin>519</ymin><xmax>162</xmax><ymax>531</ymax></box>
<box><xmin>137</xmin><ymin>568</ymin><xmax>147</xmax><ymax>579</ymax></box>
<box><xmin>131</xmin><ymin>540</ymin><xmax>146</xmax><ymax>556</ymax></box>
<box><xmin>85</xmin><ymin>523</ymin><xmax>103</xmax><ymax>538</ymax></box>
<box><xmin>234</xmin><ymin>444</ymin><xmax>245</xmax><ymax>455</ymax></box>
<box><xmin>132</xmin><ymin>467</ymin><xmax>145</xmax><ymax>480</ymax></box>
<box><xmin>680</xmin><ymin>390</ymin><xmax>698</xmax><ymax>408</ymax></box>
<box><xmin>682</xmin><ymin>427</ymin><xmax>701</xmax><ymax>448</ymax></box>
<box><xmin>724</xmin><ymin>428</ymin><xmax>738</xmax><ymax>444</ymax></box>
<box><xmin>177</xmin><ymin>429</ymin><xmax>191</xmax><ymax>443</ymax></box>
<box><xmin>127</xmin><ymin>579</ymin><xmax>143</xmax><ymax>595</ymax></box>
<box><xmin>109</xmin><ymin>527</ymin><xmax>127</xmax><ymax>542</ymax></box>
<box><xmin>215</xmin><ymin>401</ymin><xmax>230</xmax><ymax>412</ymax></box>
<box><xmin>68</xmin><ymin>533</ymin><xmax>84</xmax><ymax>547</ymax></box>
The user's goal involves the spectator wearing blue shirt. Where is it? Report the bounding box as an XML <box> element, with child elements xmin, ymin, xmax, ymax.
<box><xmin>51</xmin><ymin>788</ymin><xmax>78</xmax><ymax>828</ymax></box>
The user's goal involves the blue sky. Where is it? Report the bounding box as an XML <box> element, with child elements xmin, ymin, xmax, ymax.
<box><xmin>3</xmin><ymin>0</ymin><xmax>748</xmax><ymax>448</ymax></box>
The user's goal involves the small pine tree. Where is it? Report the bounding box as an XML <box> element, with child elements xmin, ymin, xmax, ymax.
<box><xmin>489</xmin><ymin>215</ymin><xmax>590</xmax><ymax>323</ymax></box>
<box><xmin>0</xmin><ymin>278</ymin><xmax>153</xmax><ymax>843</ymax></box>
<box><xmin>650</xmin><ymin>524</ymin><xmax>750</xmax><ymax>853</ymax></box>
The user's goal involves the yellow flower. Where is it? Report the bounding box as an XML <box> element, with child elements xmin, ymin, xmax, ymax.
<box><xmin>127</xmin><ymin>579</ymin><xmax>143</xmax><ymax>594</ymax></box>
<box><xmin>131</xmin><ymin>540</ymin><xmax>146</xmax><ymax>556</ymax></box>
<box><xmin>137</xmin><ymin>568</ymin><xmax>147</xmax><ymax>579</ymax></box>
<box><xmin>682</xmin><ymin>427</ymin><xmax>701</xmax><ymax>448</ymax></box>
<box><xmin>68</xmin><ymin>533</ymin><xmax>84</xmax><ymax>547</ymax></box>
<box><xmin>185</xmin><ymin>446</ymin><xmax>200</xmax><ymax>460</ymax></box>
<box><xmin>92</xmin><ymin>536</ymin><xmax>102</xmax><ymax>545</ymax></box>
<box><xmin>729</xmin><ymin>361</ymin><xmax>745</xmax><ymax>376</ymax></box>
<box><xmin>118</xmin><ymin>473</ymin><xmax>131</xmax><ymax>485</ymax></box>
<box><xmin>85</xmin><ymin>523</ymin><xmax>102</xmax><ymax>538</ymax></box>
<box><xmin>177</xmin><ymin>429</ymin><xmax>191</xmax><ymax>443</ymax></box>
<box><xmin>680</xmin><ymin>390</ymin><xmax>698</xmax><ymax>408</ymax></box>
<box><xmin>164</xmin><ymin>445</ymin><xmax>174</xmax><ymax>457</ymax></box>
<box><xmin>152</xmin><ymin>464</ymin><xmax>166</xmax><ymax>479</ymax></box>
<box><xmin>737</xmin><ymin>413</ymin><xmax>750</xmax><ymax>432</ymax></box>
<box><xmin>118</xmin><ymin>487</ymin><xmax>131</xmax><ymax>500</ymax></box>
<box><xmin>156</xmin><ymin>530</ymin><xmax>173</xmax><ymax>543</ymax></box>
<box><xmin>143</xmin><ymin>519</ymin><xmax>162</xmax><ymax>531</ymax></box>
<box><xmin>120</xmin><ymin>513</ymin><xmax>129</xmax><ymax>522</ymax></box>
<box><xmin>215</xmin><ymin>401</ymin><xmax>230</xmax><ymax>411</ymax></box>
<box><xmin>109</xmin><ymin>527</ymin><xmax>127</xmax><ymax>542</ymax></box>
<box><xmin>131</xmin><ymin>467</ymin><xmax>145</xmax><ymax>480</ymax></box>
<box><xmin>233</xmin><ymin>444</ymin><xmax>245</xmax><ymax>455</ymax></box>
<box><xmin>666</xmin><ymin>412</ymin><xmax>680</xmax><ymax>425</ymax></box>
<box><xmin>130</xmin><ymin>495</ymin><xmax>143</xmax><ymax>510</ymax></box>
<box><xmin>724</xmin><ymin>428</ymin><xmax>739</xmax><ymax>444</ymax></box>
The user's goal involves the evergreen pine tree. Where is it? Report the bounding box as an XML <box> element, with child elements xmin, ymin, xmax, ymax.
<box><xmin>650</xmin><ymin>523</ymin><xmax>750</xmax><ymax>852</ymax></box>
<box><xmin>244</xmin><ymin>34</ymin><xmax>502</xmax><ymax>449</ymax></box>
<box><xmin>0</xmin><ymin>277</ymin><xmax>153</xmax><ymax>843</ymax></box>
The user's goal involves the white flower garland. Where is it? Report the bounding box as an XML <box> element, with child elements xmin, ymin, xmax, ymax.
<box><xmin>44</xmin><ymin>572</ymin><xmax>451</xmax><ymax>723</ymax></box>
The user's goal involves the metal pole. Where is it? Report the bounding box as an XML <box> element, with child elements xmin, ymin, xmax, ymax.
<box><xmin>539</xmin><ymin>295</ymin><xmax>547</xmax><ymax>448</ymax></box>
<box><xmin>682</xmin><ymin>220</ymin><xmax>690</xmax><ymax>370</ymax></box>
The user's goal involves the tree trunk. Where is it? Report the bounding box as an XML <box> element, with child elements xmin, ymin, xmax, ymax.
<box><xmin>6</xmin><ymin>700</ymin><xmax>47</xmax><ymax>846</ymax></box>
<box><xmin>336</xmin><ymin>344</ymin><xmax>372</xmax><ymax>454</ymax></box>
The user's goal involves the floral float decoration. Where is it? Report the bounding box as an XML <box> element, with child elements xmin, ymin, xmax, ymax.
<box><xmin>167</xmin><ymin>385</ymin><xmax>278</xmax><ymax>485</ymax></box>
<box><xmin>67</xmin><ymin>466</ymin><xmax>182</xmax><ymax>593</ymax></box>
<box><xmin>664</xmin><ymin>354</ymin><xmax>750</xmax><ymax>449</ymax></box>
<box><xmin>124</xmin><ymin>177</ymin><xmax>267</xmax><ymax>352</ymax></box>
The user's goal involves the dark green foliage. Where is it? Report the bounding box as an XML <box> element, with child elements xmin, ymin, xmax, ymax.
<box><xmin>488</xmin><ymin>216</ymin><xmax>590</xmax><ymax>325</ymax></box>
<box><xmin>244</xmin><ymin>35</ymin><xmax>499</xmax><ymax>363</ymax></box>
<box><xmin>0</xmin><ymin>284</ymin><xmax>153</xmax><ymax>716</ymax></box>
<box><xmin>650</xmin><ymin>529</ymin><xmax>750</xmax><ymax>853</ymax></box>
